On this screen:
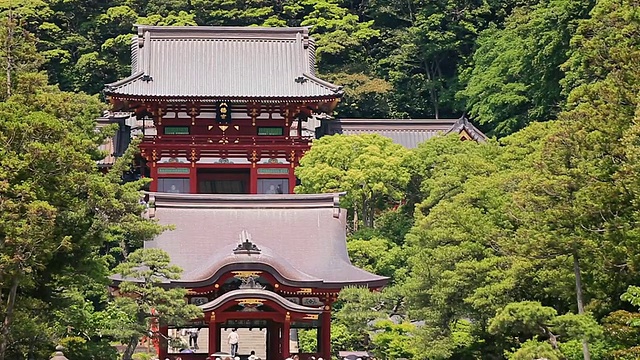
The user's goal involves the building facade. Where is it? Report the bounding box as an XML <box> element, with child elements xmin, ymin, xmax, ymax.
<box><xmin>106</xmin><ymin>25</ymin><xmax>387</xmax><ymax>360</ymax></box>
<box><xmin>138</xmin><ymin>193</ymin><xmax>388</xmax><ymax>360</ymax></box>
<box><xmin>105</xmin><ymin>26</ymin><xmax>343</xmax><ymax>195</ymax></box>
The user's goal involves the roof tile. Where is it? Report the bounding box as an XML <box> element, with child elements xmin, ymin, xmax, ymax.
<box><xmin>146</xmin><ymin>193</ymin><xmax>389</xmax><ymax>288</ymax></box>
<box><xmin>105</xmin><ymin>26</ymin><xmax>342</xmax><ymax>100</ymax></box>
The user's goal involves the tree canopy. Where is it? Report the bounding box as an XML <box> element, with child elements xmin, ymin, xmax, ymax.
<box><xmin>2</xmin><ymin>0</ymin><xmax>640</xmax><ymax>358</ymax></box>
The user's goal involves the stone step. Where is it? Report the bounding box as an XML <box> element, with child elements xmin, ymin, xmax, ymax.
<box><xmin>220</xmin><ymin>328</ymin><xmax>266</xmax><ymax>359</ymax></box>
<box><xmin>218</xmin><ymin>328</ymin><xmax>299</xmax><ymax>359</ymax></box>
<box><xmin>165</xmin><ymin>327</ymin><xmax>299</xmax><ymax>358</ymax></box>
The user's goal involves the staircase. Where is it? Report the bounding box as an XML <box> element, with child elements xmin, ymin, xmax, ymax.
<box><xmin>221</xmin><ymin>328</ymin><xmax>267</xmax><ymax>359</ymax></box>
<box><xmin>218</xmin><ymin>328</ymin><xmax>299</xmax><ymax>359</ymax></box>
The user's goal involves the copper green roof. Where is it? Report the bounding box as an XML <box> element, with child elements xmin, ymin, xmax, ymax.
<box><xmin>104</xmin><ymin>26</ymin><xmax>343</xmax><ymax>101</ymax></box>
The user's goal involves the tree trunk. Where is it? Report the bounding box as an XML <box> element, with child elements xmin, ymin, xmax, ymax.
<box><xmin>361</xmin><ymin>193</ymin><xmax>368</xmax><ymax>228</ymax></box>
<box><xmin>573</xmin><ymin>246</ymin><xmax>591</xmax><ymax>360</ymax></box>
<box><xmin>122</xmin><ymin>335</ymin><xmax>139</xmax><ymax>360</ymax></box>
<box><xmin>368</xmin><ymin>195</ymin><xmax>376</xmax><ymax>228</ymax></box>
<box><xmin>0</xmin><ymin>277</ymin><xmax>20</xmax><ymax>360</ymax></box>
<box><xmin>424</xmin><ymin>62</ymin><xmax>439</xmax><ymax>119</ymax></box>
<box><xmin>353</xmin><ymin>208</ymin><xmax>358</xmax><ymax>233</ymax></box>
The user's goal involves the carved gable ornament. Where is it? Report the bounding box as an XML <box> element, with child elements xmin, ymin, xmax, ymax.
<box><xmin>233</xmin><ymin>230</ymin><xmax>261</xmax><ymax>255</ymax></box>
<box><xmin>239</xmin><ymin>275</ymin><xmax>266</xmax><ymax>290</ymax></box>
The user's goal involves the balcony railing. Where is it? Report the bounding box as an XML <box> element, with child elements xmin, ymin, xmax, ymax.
<box><xmin>142</xmin><ymin>135</ymin><xmax>313</xmax><ymax>146</ymax></box>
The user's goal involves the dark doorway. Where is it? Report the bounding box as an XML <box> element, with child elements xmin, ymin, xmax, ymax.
<box><xmin>197</xmin><ymin>168</ymin><xmax>250</xmax><ymax>194</ymax></box>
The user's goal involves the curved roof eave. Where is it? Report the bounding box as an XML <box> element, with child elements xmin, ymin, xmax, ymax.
<box><xmin>167</xmin><ymin>263</ymin><xmax>389</xmax><ymax>289</ymax></box>
<box><xmin>199</xmin><ymin>288</ymin><xmax>324</xmax><ymax>314</ymax></box>
<box><xmin>104</xmin><ymin>92</ymin><xmax>342</xmax><ymax>103</ymax></box>
<box><xmin>173</xmin><ymin>255</ymin><xmax>326</xmax><ymax>288</ymax></box>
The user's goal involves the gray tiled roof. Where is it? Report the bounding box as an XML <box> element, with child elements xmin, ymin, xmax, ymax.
<box><xmin>146</xmin><ymin>193</ymin><xmax>388</xmax><ymax>288</ymax></box>
<box><xmin>105</xmin><ymin>26</ymin><xmax>343</xmax><ymax>101</ymax></box>
<box><xmin>324</xmin><ymin>117</ymin><xmax>487</xmax><ymax>148</ymax></box>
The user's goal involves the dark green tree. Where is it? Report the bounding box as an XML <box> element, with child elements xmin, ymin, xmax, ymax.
<box><xmin>459</xmin><ymin>0</ymin><xmax>594</xmax><ymax>136</ymax></box>
<box><xmin>105</xmin><ymin>248</ymin><xmax>202</xmax><ymax>360</ymax></box>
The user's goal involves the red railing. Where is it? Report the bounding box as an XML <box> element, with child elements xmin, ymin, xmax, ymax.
<box><xmin>143</xmin><ymin>135</ymin><xmax>313</xmax><ymax>146</ymax></box>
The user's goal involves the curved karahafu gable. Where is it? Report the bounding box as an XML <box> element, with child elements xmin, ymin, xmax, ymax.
<box><xmin>199</xmin><ymin>288</ymin><xmax>323</xmax><ymax>314</ymax></box>
<box><xmin>145</xmin><ymin>193</ymin><xmax>389</xmax><ymax>289</ymax></box>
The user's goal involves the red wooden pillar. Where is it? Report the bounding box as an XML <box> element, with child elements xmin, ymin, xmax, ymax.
<box><xmin>158</xmin><ymin>325</ymin><xmax>169</xmax><ymax>360</ymax></box>
<box><xmin>276</xmin><ymin>322</ymin><xmax>283</xmax><ymax>359</ymax></box>
<box><xmin>288</xmin><ymin>165</ymin><xmax>296</xmax><ymax>194</ymax></box>
<box><xmin>321</xmin><ymin>306</ymin><xmax>331</xmax><ymax>360</ymax></box>
<box><xmin>190</xmin><ymin>166</ymin><xmax>198</xmax><ymax>194</ymax></box>
<box><xmin>283</xmin><ymin>313</ymin><xmax>291</xmax><ymax>359</ymax></box>
<box><xmin>267</xmin><ymin>322</ymin><xmax>277</xmax><ymax>360</ymax></box>
<box><xmin>250</xmin><ymin>165</ymin><xmax>258</xmax><ymax>194</ymax></box>
<box><xmin>209</xmin><ymin>313</ymin><xmax>219</xmax><ymax>355</ymax></box>
<box><xmin>150</xmin><ymin>164</ymin><xmax>158</xmax><ymax>192</ymax></box>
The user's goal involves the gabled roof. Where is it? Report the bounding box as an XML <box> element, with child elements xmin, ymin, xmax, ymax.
<box><xmin>145</xmin><ymin>193</ymin><xmax>389</xmax><ymax>288</ymax></box>
<box><xmin>323</xmin><ymin>117</ymin><xmax>487</xmax><ymax>148</ymax></box>
<box><xmin>104</xmin><ymin>26</ymin><xmax>343</xmax><ymax>101</ymax></box>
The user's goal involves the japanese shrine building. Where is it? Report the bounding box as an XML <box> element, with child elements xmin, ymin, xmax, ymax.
<box><xmin>105</xmin><ymin>25</ymin><xmax>342</xmax><ymax>194</ymax></box>
<box><xmin>106</xmin><ymin>25</ymin><xmax>388</xmax><ymax>360</ymax></box>
<box><xmin>144</xmin><ymin>193</ymin><xmax>388</xmax><ymax>360</ymax></box>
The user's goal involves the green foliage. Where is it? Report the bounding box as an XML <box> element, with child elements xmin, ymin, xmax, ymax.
<box><xmin>347</xmin><ymin>236</ymin><xmax>404</xmax><ymax>279</ymax></box>
<box><xmin>508</xmin><ymin>340</ymin><xmax>561</xmax><ymax>360</ymax></box>
<box><xmin>488</xmin><ymin>302</ymin><xmax>558</xmax><ymax>338</ymax></box>
<box><xmin>459</xmin><ymin>0</ymin><xmax>595</xmax><ymax>136</ymax></box>
<box><xmin>370</xmin><ymin>320</ymin><xmax>417</xmax><ymax>360</ymax></box>
<box><xmin>621</xmin><ymin>286</ymin><xmax>640</xmax><ymax>308</ymax></box>
<box><xmin>0</xmin><ymin>55</ymin><xmax>161</xmax><ymax>359</ymax></box>
<box><xmin>297</xmin><ymin>328</ymin><xmax>317</xmax><ymax>353</ymax></box>
<box><xmin>105</xmin><ymin>248</ymin><xmax>203</xmax><ymax>360</ymax></box>
<box><xmin>296</xmin><ymin>134</ymin><xmax>410</xmax><ymax>227</ymax></box>
<box><xmin>324</xmin><ymin>72</ymin><xmax>392</xmax><ymax>118</ymax></box>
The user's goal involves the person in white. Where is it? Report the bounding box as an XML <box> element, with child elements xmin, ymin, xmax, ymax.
<box><xmin>228</xmin><ymin>328</ymin><xmax>239</xmax><ymax>357</ymax></box>
<box><xmin>248</xmin><ymin>350</ymin><xmax>258</xmax><ymax>360</ymax></box>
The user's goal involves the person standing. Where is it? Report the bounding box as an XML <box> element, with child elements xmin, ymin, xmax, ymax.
<box><xmin>228</xmin><ymin>328</ymin><xmax>239</xmax><ymax>357</ymax></box>
<box><xmin>188</xmin><ymin>328</ymin><xmax>200</xmax><ymax>349</ymax></box>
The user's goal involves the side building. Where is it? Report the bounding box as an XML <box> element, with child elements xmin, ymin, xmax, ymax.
<box><xmin>317</xmin><ymin>117</ymin><xmax>487</xmax><ymax>148</ymax></box>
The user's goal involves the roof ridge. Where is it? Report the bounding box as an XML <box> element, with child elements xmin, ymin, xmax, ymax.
<box><xmin>148</xmin><ymin>192</ymin><xmax>345</xmax><ymax>211</ymax></box>
<box><xmin>136</xmin><ymin>25</ymin><xmax>310</xmax><ymax>41</ymax></box>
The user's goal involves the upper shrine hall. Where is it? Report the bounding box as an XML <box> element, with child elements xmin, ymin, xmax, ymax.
<box><xmin>105</xmin><ymin>25</ymin><xmax>342</xmax><ymax>194</ymax></box>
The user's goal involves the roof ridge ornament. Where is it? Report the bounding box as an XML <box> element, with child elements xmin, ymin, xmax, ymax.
<box><xmin>233</xmin><ymin>230</ymin><xmax>261</xmax><ymax>255</ymax></box>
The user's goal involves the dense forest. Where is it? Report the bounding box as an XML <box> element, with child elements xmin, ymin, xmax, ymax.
<box><xmin>0</xmin><ymin>0</ymin><xmax>639</xmax><ymax>359</ymax></box>
<box><xmin>2</xmin><ymin>0</ymin><xmax>603</xmax><ymax>136</ymax></box>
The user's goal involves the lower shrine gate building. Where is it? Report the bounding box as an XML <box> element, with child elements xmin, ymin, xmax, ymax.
<box><xmin>106</xmin><ymin>25</ymin><xmax>389</xmax><ymax>360</ymax></box>
<box><xmin>145</xmin><ymin>193</ymin><xmax>388</xmax><ymax>360</ymax></box>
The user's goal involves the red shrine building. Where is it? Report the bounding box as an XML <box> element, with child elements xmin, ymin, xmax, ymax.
<box><xmin>106</xmin><ymin>26</ymin><xmax>388</xmax><ymax>360</ymax></box>
<box><xmin>105</xmin><ymin>25</ymin><xmax>343</xmax><ymax>194</ymax></box>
